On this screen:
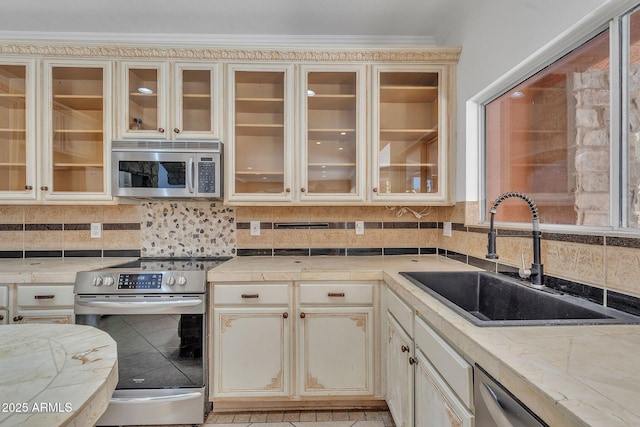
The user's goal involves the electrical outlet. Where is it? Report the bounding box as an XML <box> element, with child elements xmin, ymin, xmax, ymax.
<box><xmin>355</xmin><ymin>221</ymin><xmax>365</xmax><ymax>235</ymax></box>
<box><xmin>90</xmin><ymin>223</ymin><xmax>102</xmax><ymax>239</ymax></box>
<box><xmin>443</xmin><ymin>222</ymin><xmax>452</xmax><ymax>237</ymax></box>
<box><xmin>250</xmin><ymin>221</ymin><xmax>261</xmax><ymax>236</ymax></box>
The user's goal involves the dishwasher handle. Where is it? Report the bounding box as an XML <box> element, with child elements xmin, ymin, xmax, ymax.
<box><xmin>479</xmin><ymin>382</ymin><xmax>514</xmax><ymax>427</ymax></box>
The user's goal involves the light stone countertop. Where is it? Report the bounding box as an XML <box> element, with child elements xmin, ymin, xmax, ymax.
<box><xmin>0</xmin><ymin>324</ymin><xmax>118</xmax><ymax>427</ymax></box>
<box><xmin>0</xmin><ymin>257</ymin><xmax>137</xmax><ymax>284</ymax></box>
<box><xmin>209</xmin><ymin>255</ymin><xmax>640</xmax><ymax>427</ymax></box>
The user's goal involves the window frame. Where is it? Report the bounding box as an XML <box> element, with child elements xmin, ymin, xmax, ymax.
<box><xmin>468</xmin><ymin>0</ymin><xmax>640</xmax><ymax>233</ymax></box>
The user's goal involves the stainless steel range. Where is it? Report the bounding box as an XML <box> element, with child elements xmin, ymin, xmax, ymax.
<box><xmin>74</xmin><ymin>257</ymin><xmax>228</xmax><ymax>426</ymax></box>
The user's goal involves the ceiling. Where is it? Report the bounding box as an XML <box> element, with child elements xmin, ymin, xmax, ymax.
<box><xmin>0</xmin><ymin>0</ymin><xmax>462</xmax><ymax>46</ymax></box>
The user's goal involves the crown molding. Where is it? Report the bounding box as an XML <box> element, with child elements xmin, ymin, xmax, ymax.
<box><xmin>0</xmin><ymin>37</ymin><xmax>461</xmax><ymax>63</ymax></box>
<box><xmin>0</xmin><ymin>31</ymin><xmax>437</xmax><ymax>48</ymax></box>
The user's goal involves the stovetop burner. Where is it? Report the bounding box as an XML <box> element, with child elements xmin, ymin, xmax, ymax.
<box><xmin>110</xmin><ymin>257</ymin><xmax>231</xmax><ymax>272</ymax></box>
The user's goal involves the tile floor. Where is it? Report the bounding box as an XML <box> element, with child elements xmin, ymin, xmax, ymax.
<box><xmin>204</xmin><ymin>410</ymin><xmax>395</xmax><ymax>427</ymax></box>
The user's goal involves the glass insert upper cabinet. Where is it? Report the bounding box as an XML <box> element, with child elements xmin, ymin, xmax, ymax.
<box><xmin>0</xmin><ymin>59</ymin><xmax>36</xmax><ymax>200</ymax></box>
<box><xmin>299</xmin><ymin>65</ymin><xmax>366</xmax><ymax>202</ymax></box>
<box><xmin>43</xmin><ymin>60</ymin><xmax>112</xmax><ymax>200</ymax></box>
<box><xmin>227</xmin><ymin>64</ymin><xmax>294</xmax><ymax>202</ymax></box>
<box><xmin>371</xmin><ymin>64</ymin><xmax>453</xmax><ymax>204</ymax></box>
<box><xmin>119</xmin><ymin>61</ymin><xmax>220</xmax><ymax>140</ymax></box>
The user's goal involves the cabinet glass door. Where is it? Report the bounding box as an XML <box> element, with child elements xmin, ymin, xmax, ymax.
<box><xmin>0</xmin><ymin>64</ymin><xmax>30</xmax><ymax>194</ymax></box>
<box><xmin>374</xmin><ymin>69</ymin><xmax>442</xmax><ymax>199</ymax></box>
<box><xmin>125</xmin><ymin>65</ymin><xmax>165</xmax><ymax>136</ymax></box>
<box><xmin>51</xmin><ymin>66</ymin><xmax>106</xmax><ymax>193</ymax></box>
<box><xmin>302</xmin><ymin>68</ymin><xmax>365</xmax><ymax>201</ymax></box>
<box><xmin>176</xmin><ymin>67</ymin><xmax>216</xmax><ymax>136</ymax></box>
<box><xmin>231</xmin><ymin>67</ymin><xmax>292</xmax><ymax>198</ymax></box>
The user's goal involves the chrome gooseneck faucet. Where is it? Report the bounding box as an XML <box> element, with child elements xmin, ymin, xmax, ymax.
<box><xmin>486</xmin><ymin>192</ymin><xmax>544</xmax><ymax>288</ymax></box>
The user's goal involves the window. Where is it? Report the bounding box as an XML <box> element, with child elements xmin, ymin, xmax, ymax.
<box><xmin>485</xmin><ymin>30</ymin><xmax>610</xmax><ymax>226</ymax></box>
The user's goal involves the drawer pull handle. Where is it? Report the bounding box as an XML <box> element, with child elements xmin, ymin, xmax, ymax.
<box><xmin>14</xmin><ymin>315</ymin><xmax>23</xmax><ymax>322</ymax></box>
<box><xmin>401</xmin><ymin>345</ymin><xmax>410</xmax><ymax>353</ymax></box>
<box><xmin>328</xmin><ymin>292</ymin><xmax>345</xmax><ymax>297</ymax></box>
<box><xmin>0</xmin><ymin>314</ymin><xmax>4</xmax><ymax>321</ymax></box>
<box><xmin>34</xmin><ymin>295</ymin><xmax>55</xmax><ymax>300</ymax></box>
<box><xmin>241</xmin><ymin>293</ymin><xmax>259</xmax><ymax>299</ymax></box>
<box><xmin>300</xmin><ymin>312</ymin><xmax>306</xmax><ymax>319</ymax></box>
<box><xmin>409</xmin><ymin>357</ymin><xmax>418</xmax><ymax>365</ymax></box>
<box><xmin>283</xmin><ymin>312</ymin><xmax>289</xmax><ymax>319</ymax></box>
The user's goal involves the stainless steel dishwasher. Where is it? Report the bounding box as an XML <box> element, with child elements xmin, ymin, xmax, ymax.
<box><xmin>474</xmin><ymin>364</ymin><xmax>549</xmax><ymax>427</ymax></box>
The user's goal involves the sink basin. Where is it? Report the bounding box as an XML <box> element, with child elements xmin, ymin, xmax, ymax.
<box><xmin>400</xmin><ymin>271</ymin><xmax>640</xmax><ymax>326</ymax></box>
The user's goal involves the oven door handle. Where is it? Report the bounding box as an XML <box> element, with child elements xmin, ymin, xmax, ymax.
<box><xmin>110</xmin><ymin>391</ymin><xmax>202</xmax><ymax>404</ymax></box>
<box><xmin>76</xmin><ymin>300</ymin><xmax>202</xmax><ymax>309</ymax></box>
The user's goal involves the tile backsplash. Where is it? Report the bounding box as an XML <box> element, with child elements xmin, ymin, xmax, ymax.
<box><xmin>2</xmin><ymin>201</ymin><xmax>640</xmax><ymax>300</ymax></box>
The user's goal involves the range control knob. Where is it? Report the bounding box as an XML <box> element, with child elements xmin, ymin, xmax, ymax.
<box><xmin>92</xmin><ymin>277</ymin><xmax>103</xmax><ymax>287</ymax></box>
<box><xmin>177</xmin><ymin>276</ymin><xmax>188</xmax><ymax>286</ymax></box>
<box><xmin>103</xmin><ymin>276</ymin><xmax>115</xmax><ymax>287</ymax></box>
<box><xmin>166</xmin><ymin>276</ymin><xmax>176</xmax><ymax>286</ymax></box>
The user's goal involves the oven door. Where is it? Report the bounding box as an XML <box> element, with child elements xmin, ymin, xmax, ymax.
<box><xmin>75</xmin><ymin>294</ymin><xmax>208</xmax><ymax>425</ymax></box>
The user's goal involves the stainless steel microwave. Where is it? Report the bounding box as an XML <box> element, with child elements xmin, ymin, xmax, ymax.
<box><xmin>112</xmin><ymin>140</ymin><xmax>222</xmax><ymax>199</ymax></box>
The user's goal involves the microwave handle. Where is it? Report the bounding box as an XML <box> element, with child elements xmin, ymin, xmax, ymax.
<box><xmin>187</xmin><ymin>157</ymin><xmax>195</xmax><ymax>194</ymax></box>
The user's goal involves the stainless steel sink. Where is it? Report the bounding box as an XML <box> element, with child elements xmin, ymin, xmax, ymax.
<box><xmin>400</xmin><ymin>271</ymin><xmax>640</xmax><ymax>326</ymax></box>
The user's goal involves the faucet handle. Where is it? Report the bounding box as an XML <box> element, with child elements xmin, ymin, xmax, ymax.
<box><xmin>518</xmin><ymin>253</ymin><xmax>532</xmax><ymax>279</ymax></box>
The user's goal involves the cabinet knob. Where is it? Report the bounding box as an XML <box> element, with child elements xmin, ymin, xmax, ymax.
<box><xmin>13</xmin><ymin>315</ymin><xmax>23</xmax><ymax>322</ymax></box>
<box><xmin>401</xmin><ymin>345</ymin><xmax>410</xmax><ymax>353</ymax></box>
<box><xmin>300</xmin><ymin>312</ymin><xmax>306</xmax><ymax>319</ymax></box>
<box><xmin>25</xmin><ymin>185</ymin><xmax>33</xmax><ymax>191</ymax></box>
<box><xmin>373</xmin><ymin>187</ymin><xmax>378</xmax><ymax>193</ymax></box>
<box><xmin>174</xmin><ymin>128</ymin><xmax>181</xmax><ymax>134</ymax></box>
<box><xmin>158</xmin><ymin>128</ymin><xmax>165</xmax><ymax>133</ymax></box>
<box><xmin>40</xmin><ymin>186</ymin><xmax>49</xmax><ymax>191</ymax></box>
<box><xmin>0</xmin><ymin>314</ymin><xmax>4</xmax><ymax>321</ymax></box>
<box><xmin>300</xmin><ymin>188</ymin><xmax>306</xmax><ymax>192</ymax></box>
<box><xmin>283</xmin><ymin>312</ymin><xmax>289</xmax><ymax>319</ymax></box>
<box><xmin>285</xmin><ymin>188</ymin><xmax>291</xmax><ymax>193</ymax></box>
<box><xmin>409</xmin><ymin>357</ymin><xmax>418</xmax><ymax>365</ymax></box>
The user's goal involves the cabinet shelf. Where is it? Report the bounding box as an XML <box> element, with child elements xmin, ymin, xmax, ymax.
<box><xmin>235</xmin><ymin>123</ymin><xmax>284</xmax><ymax>137</ymax></box>
<box><xmin>380</xmin><ymin>86</ymin><xmax>438</xmax><ymax>103</ymax></box>
<box><xmin>380</xmin><ymin>128</ymin><xmax>438</xmax><ymax>141</ymax></box>
<box><xmin>0</xmin><ymin>162</ymin><xmax>26</xmax><ymax>167</ymax></box>
<box><xmin>0</xmin><ymin>93</ymin><xmax>26</xmax><ymax>105</ymax></box>
<box><xmin>0</xmin><ymin>128</ymin><xmax>26</xmax><ymax>133</ymax></box>
<box><xmin>53</xmin><ymin>129</ymin><xmax>103</xmax><ymax>134</ymax></box>
<box><xmin>380</xmin><ymin>163</ymin><xmax>438</xmax><ymax>168</ymax></box>
<box><xmin>53</xmin><ymin>163</ymin><xmax>103</xmax><ymax>168</ymax></box>
<box><xmin>53</xmin><ymin>95</ymin><xmax>103</xmax><ymax>110</ymax></box>
<box><xmin>308</xmin><ymin>94</ymin><xmax>356</xmax><ymax>110</ymax></box>
<box><xmin>308</xmin><ymin>162</ymin><xmax>356</xmax><ymax>167</ymax></box>
<box><xmin>235</xmin><ymin>98</ymin><xmax>284</xmax><ymax>113</ymax></box>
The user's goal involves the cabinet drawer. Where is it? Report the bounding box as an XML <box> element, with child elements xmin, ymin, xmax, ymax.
<box><xmin>298</xmin><ymin>283</ymin><xmax>373</xmax><ymax>305</ymax></box>
<box><xmin>415</xmin><ymin>315</ymin><xmax>473</xmax><ymax>409</ymax></box>
<box><xmin>386</xmin><ymin>287</ymin><xmax>413</xmax><ymax>337</ymax></box>
<box><xmin>214</xmin><ymin>283</ymin><xmax>290</xmax><ymax>305</ymax></box>
<box><xmin>0</xmin><ymin>286</ymin><xmax>8</xmax><ymax>309</ymax></box>
<box><xmin>16</xmin><ymin>285</ymin><xmax>74</xmax><ymax>309</ymax></box>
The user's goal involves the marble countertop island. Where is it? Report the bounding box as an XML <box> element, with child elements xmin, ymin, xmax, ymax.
<box><xmin>209</xmin><ymin>255</ymin><xmax>640</xmax><ymax>427</ymax></box>
<box><xmin>0</xmin><ymin>324</ymin><xmax>118</xmax><ymax>427</ymax></box>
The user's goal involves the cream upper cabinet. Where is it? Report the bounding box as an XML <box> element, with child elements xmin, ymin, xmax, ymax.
<box><xmin>371</xmin><ymin>64</ymin><xmax>454</xmax><ymax>205</ymax></box>
<box><xmin>0</xmin><ymin>60</ymin><xmax>37</xmax><ymax>200</ymax></box>
<box><xmin>42</xmin><ymin>60</ymin><xmax>112</xmax><ymax>201</ymax></box>
<box><xmin>227</xmin><ymin>63</ymin><xmax>295</xmax><ymax>203</ymax></box>
<box><xmin>298</xmin><ymin>65</ymin><xmax>367</xmax><ymax>203</ymax></box>
<box><xmin>118</xmin><ymin>61</ymin><xmax>220</xmax><ymax>140</ymax></box>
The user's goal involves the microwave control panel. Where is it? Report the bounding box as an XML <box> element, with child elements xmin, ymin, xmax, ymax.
<box><xmin>198</xmin><ymin>158</ymin><xmax>216</xmax><ymax>194</ymax></box>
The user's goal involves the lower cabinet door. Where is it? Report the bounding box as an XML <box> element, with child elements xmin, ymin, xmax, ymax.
<box><xmin>386</xmin><ymin>312</ymin><xmax>414</xmax><ymax>427</ymax></box>
<box><xmin>297</xmin><ymin>306</ymin><xmax>374</xmax><ymax>396</ymax></box>
<box><xmin>212</xmin><ymin>306</ymin><xmax>291</xmax><ymax>397</ymax></box>
<box><xmin>414</xmin><ymin>349</ymin><xmax>473</xmax><ymax>427</ymax></box>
